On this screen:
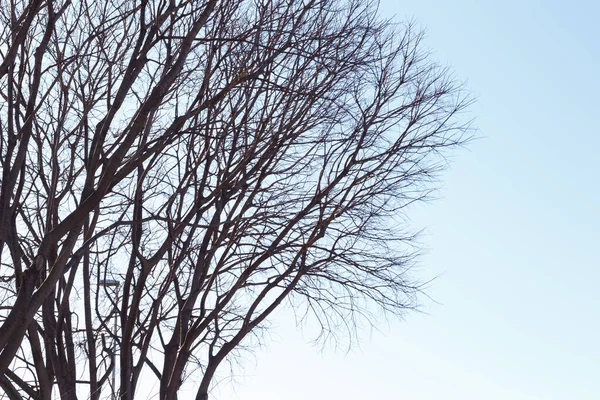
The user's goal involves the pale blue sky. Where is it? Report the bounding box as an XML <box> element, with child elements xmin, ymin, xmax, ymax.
<box><xmin>215</xmin><ymin>1</ymin><xmax>600</xmax><ymax>399</ymax></box>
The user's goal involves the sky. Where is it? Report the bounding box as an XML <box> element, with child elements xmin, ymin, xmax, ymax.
<box><xmin>213</xmin><ymin>1</ymin><xmax>600</xmax><ymax>399</ymax></box>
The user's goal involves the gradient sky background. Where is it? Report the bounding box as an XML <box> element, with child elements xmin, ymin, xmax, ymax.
<box><xmin>209</xmin><ymin>1</ymin><xmax>600</xmax><ymax>399</ymax></box>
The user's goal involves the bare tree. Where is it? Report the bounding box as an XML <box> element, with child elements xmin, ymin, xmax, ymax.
<box><xmin>0</xmin><ymin>0</ymin><xmax>470</xmax><ymax>398</ymax></box>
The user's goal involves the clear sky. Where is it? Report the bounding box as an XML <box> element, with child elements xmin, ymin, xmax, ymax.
<box><xmin>213</xmin><ymin>1</ymin><xmax>600</xmax><ymax>399</ymax></box>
